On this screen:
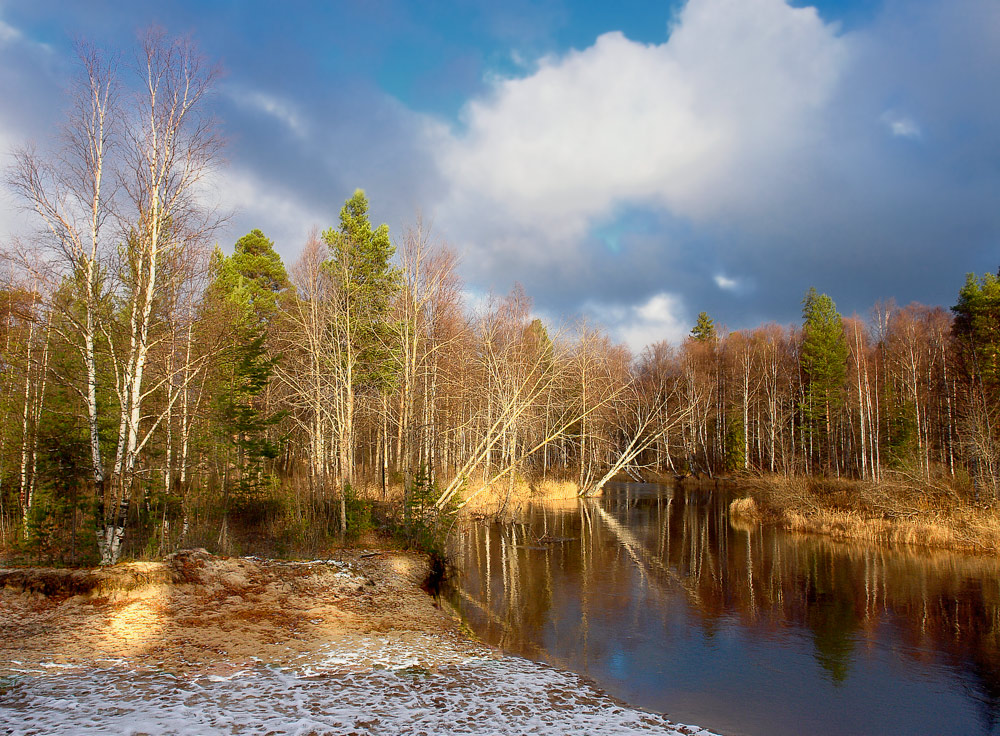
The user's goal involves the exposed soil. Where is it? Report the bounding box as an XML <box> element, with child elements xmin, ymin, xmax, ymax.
<box><xmin>0</xmin><ymin>549</ymin><xmax>463</xmax><ymax>674</ymax></box>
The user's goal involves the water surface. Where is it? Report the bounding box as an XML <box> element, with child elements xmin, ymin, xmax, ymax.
<box><xmin>449</xmin><ymin>482</ymin><xmax>1000</xmax><ymax>736</ymax></box>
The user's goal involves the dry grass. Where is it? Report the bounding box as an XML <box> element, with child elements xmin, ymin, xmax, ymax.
<box><xmin>457</xmin><ymin>478</ymin><xmax>580</xmax><ymax>518</ymax></box>
<box><xmin>728</xmin><ymin>496</ymin><xmax>762</xmax><ymax>521</ymax></box>
<box><xmin>529</xmin><ymin>479</ymin><xmax>581</xmax><ymax>501</ymax></box>
<box><xmin>736</xmin><ymin>473</ymin><xmax>1000</xmax><ymax>553</ymax></box>
<box><xmin>0</xmin><ymin>561</ymin><xmax>170</xmax><ymax>598</ymax></box>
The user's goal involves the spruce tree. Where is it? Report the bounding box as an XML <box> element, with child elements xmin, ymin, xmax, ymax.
<box><xmin>209</xmin><ymin>230</ymin><xmax>290</xmax><ymax>514</ymax></box>
<box><xmin>952</xmin><ymin>269</ymin><xmax>1000</xmax><ymax>391</ymax></box>
<box><xmin>800</xmin><ymin>287</ymin><xmax>848</xmax><ymax>472</ymax></box>
<box><xmin>690</xmin><ymin>311</ymin><xmax>717</xmax><ymax>342</ymax></box>
<box><xmin>952</xmin><ymin>269</ymin><xmax>1000</xmax><ymax>496</ymax></box>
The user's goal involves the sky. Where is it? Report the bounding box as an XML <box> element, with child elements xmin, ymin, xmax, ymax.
<box><xmin>0</xmin><ymin>0</ymin><xmax>998</xmax><ymax>351</ymax></box>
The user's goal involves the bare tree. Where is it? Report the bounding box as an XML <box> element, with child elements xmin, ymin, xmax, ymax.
<box><xmin>99</xmin><ymin>29</ymin><xmax>223</xmax><ymax>564</ymax></box>
<box><xmin>9</xmin><ymin>30</ymin><xmax>222</xmax><ymax>564</ymax></box>
<box><xmin>9</xmin><ymin>42</ymin><xmax>118</xmax><ymax>530</ymax></box>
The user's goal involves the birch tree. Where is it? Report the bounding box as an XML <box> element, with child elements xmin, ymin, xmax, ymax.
<box><xmin>9</xmin><ymin>43</ymin><xmax>117</xmax><ymax>534</ymax></box>
<box><xmin>94</xmin><ymin>29</ymin><xmax>222</xmax><ymax>564</ymax></box>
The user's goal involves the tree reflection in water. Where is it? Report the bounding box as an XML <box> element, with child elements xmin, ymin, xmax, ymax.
<box><xmin>449</xmin><ymin>482</ymin><xmax>1000</xmax><ymax>736</ymax></box>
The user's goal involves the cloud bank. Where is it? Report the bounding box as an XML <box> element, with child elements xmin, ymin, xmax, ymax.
<box><xmin>427</xmin><ymin>0</ymin><xmax>1000</xmax><ymax>345</ymax></box>
<box><xmin>1</xmin><ymin>0</ymin><xmax>998</xmax><ymax>353</ymax></box>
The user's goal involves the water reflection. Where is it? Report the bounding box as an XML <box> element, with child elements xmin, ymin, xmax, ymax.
<box><xmin>449</xmin><ymin>483</ymin><xmax>1000</xmax><ymax>736</ymax></box>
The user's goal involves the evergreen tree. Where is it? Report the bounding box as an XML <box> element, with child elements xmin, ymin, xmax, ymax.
<box><xmin>211</xmin><ymin>229</ymin><xmax>291</xmax><ymax>330</ymax></box>
<box><xmin>724</xmin><ymin>413</ymin><xmax>747</xmax><ymax>472</ymax></box>
<box><xmin>800</xmin><ymin>287</ymin><xmax>848</xmax><ymax>472</ymax></box>
<box><xmin>952</xmin><ymin>269</ymin><xmax>1000</xmax><ymax>391</ymax></box>
<box><xmin>952</xmin><ymin>269</ymin><xmax>1000</xmax><ymax>495</ymax></box>
<box><xmin>321</xmin><ymin>190</ymin><xmax>400</xmax><ymax>535</ymax></box>
<box><xmin>690</xmin><ymin>312</ymin><xmax>717</xmax><ymax>343</ymax></box>
<box><xmin>322</xmin><ymin>190</ymin><xmax>400</xmax><ymax>387</ymax></box>
<box><xmin>209</xmin><ymin>230</ymin><xmax>290</xmax><ymax>513</ymax></box>
<box><xmin>524</xmin><ymin>318</ymin><xmax>555</xmax><ymax>369</ymax></box>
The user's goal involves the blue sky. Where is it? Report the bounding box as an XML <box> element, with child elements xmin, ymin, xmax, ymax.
<box><xmin>1</xmin><ymin>0</ymin><xmax>998</xmax><ymax>349</ymax></box>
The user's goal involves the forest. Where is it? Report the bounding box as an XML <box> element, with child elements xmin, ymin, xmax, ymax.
<box><xmin>2</xmin><ymin>32</ymin><xmax>999</xmax><ymax>565</ymax></box>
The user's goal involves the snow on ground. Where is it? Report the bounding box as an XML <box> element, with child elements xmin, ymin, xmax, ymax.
<box><xmin>2</xmin><ymin>634</ymin><xmax>717</xmax><ymax>736</ymax></box>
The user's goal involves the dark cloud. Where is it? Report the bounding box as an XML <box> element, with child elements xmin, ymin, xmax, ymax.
<box><xmin>1</xmin><ymin>0</ymin><xmax>998</xmax><ymax>349</ymax></box>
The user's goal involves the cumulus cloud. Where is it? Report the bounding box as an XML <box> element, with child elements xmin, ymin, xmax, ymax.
<box><xmin>422</xmin><ymin>0</ymin><xmax>1000</xmax><ymax>346</ymax></box>
<box><xmin>207</xmin><ymin>165</ymin><xmax>327</xmax><ymax>258</ymax></box>
<box><xmin>3</xmin><ymin>0</ymin><xmax>998</xmax><ymax>353</ymax></box>
<box><xmin>714</xmin><ymin>274</ymin><xmax>740</xmax><ymax>292</ymax></box>
<box><xmin>881</xmin><ymin>111</ymin><xmax>921</xmax><ymax>139</ymax></box>
<box><xmin>437</xmin><ymin>0</ymin><xmax>847</xmax><ymax>262</ymax></box>
<box><xmin>586</xmin><ymin>292</ymin><xmax>689</xmax><ymax>353</ymax></box>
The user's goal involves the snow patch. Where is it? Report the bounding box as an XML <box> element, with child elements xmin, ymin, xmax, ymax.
<box><xmin>2</xmin><ymin>636</ymin><xmax>717</xmax><ymax>735</ymax></box>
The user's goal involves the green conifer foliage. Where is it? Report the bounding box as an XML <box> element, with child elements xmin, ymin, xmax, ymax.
<box><xmin>210</xmin><ymin>230</ymin><xmax>290</xmax><ymax>511</ymax></box>
<box><xmin>952</xmin><ymin>270</ymin><xmax>1000</xmax><ymax>391</ymax></box>
<box><xmin>322</xmin><ymin>190</ymin><xmax>400</xmax><ymax>389</ymax></box>
<box><xmin>724</xmin><ymin>413</ymin><xmax>747</xmax><ymax>472</ymax></box>
<box><xmin>524</xmin><ymin>318</ymin><xmax>555</xmax><ymax>369</ymax></box>
<box><xmin>690</xmin><ymin>311</ymin><xmax>717</xmax><ymax>342</ymax></box>
<box><xmin>211</xmin><ymin>229</ymin><xmax>290</xmax><ymax>329</ymax></box>
<box><xmin>800</xmin><ymin>287</ymin><xmax>848</xmax><ymax>471</ymax></box>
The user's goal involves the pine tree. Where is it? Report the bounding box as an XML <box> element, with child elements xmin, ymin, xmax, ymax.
<box><xmin>800</xmin><ymin>287</ymin><xmax>848</xmax><ymax>472</ymax></box>
<box><xmin>322</xmin><ymin>190</ymin><xmax>400</xmax><ymax>388</ymax></box>
<box><xmin>209</xmin><ymin>230</ymin><xmax>290</xmax><ymax>516</ymax></box>
<box><xmin>690</xmin><ymin>312</ymin><xmax>717</xmax><ymax>343</ymax></box>
<box><xmin>952</xmin><ymin>270</ymin><xmax>1000</xmax><ymax>391</ymax></box>
<box><xmin>321</xmin><ymin>190</ymin><xmax>400</xmax><ymax>535</ymax></box>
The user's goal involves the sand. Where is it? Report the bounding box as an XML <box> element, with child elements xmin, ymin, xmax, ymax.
<box><xmin>0</xmin><ymin>549</ymin><xmax>717</xmax><ymax>735</ymax></box>
<box><xmin>0</xmin><ymin>548</ymin><xmax>461</xmax><ymax>673</ymax></box>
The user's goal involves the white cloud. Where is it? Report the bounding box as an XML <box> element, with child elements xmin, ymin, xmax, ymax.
<box><xmin>0</xmin><ymin>14</ymin><xmax>50</xmax><ymax>54</ymax></box>
<box><xmin>436</xmin><ymin>0</ymin><xmax>848</xmax><ymax>264</ymax></box>
<box><xmin>880</xmin><ymin>110</ymin><xmax>921</xmax><ymax>139</ymax></box>
<box><xmin>0</xmin><ymin>121</ymin><xmax>35</xmax><ymax>242</ymax></box>
<box><xmin>714</xmin><ymin>274</ymin><xmax>739</xmax><ymax>291</ymax></box>
<box><xmin>586</xmin><ymin>292</ymin><xmax>689</xmax><ymax>352</ymax></box>
<box><xmin>0</xmin><ymin>18</ymin><xmax>21</xmax><ymax>44</ymax></box>
<box><xmin>207</xmin><ymin>166</ymin><xmax>324</xmax><ymax>259</ymax></box>
<box><xmin>226</xmin><ymin>86</ymin><xmax>308</xmax><ymax>139</ymax></box>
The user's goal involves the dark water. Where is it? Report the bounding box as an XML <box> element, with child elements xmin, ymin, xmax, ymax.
<box><xmin>448</xmin><ymin>482</ymin><xmax>1000</xmax><ymax>736</ymax></box>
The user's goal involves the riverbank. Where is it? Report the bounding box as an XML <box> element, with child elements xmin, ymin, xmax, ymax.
<box><xmin>730</xmin><ymin>474</ymin><xmax>1000</xmax><ymax>553</ymax></box>
<box><xmin>0</xmin><ymin>549</ymin><xmax>716</xmax><ymax>735</ymax></box>
<box><xmin>0</xmin><ymin>548</ymin><xmax>457</xmax><ymax>672</ymax></box>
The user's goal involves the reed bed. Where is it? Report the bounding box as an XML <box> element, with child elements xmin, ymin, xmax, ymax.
<box><xmin>730</xmin><ymin>474</ymin><xmax>1000</xmax><ymax>553</ymax></box>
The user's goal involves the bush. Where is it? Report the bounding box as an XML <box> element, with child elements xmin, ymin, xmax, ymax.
<box><xmin>393</xmin><ymin>465</ymin><xmax>456</xmax><ymax>556</ymax></box>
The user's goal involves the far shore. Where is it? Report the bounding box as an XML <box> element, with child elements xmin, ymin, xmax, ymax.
<box><xmin>728</xmin><ymin>473</ymin><xmax>1000</xmax><ymax>554</ymax></box>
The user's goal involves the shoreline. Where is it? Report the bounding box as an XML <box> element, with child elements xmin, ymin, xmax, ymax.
<box><xmin>0</xmin><ymin>548</ymin><xmax>718</xmax><ymax>736</ymax></box>
<box><xmin>0</xmin><ymin>548</ymin><xmax>460</xmax><ymax>673</ymax></box>
<box><xmin>729</xmin><ymin>474</ymin><xmax>1000</xmax><ymax>555</ymax></box>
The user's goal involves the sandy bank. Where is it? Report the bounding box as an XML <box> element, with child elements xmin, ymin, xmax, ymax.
<box><xmin>0</xmin><ymin>549</ymin><xmax>718</xmax><ymax>735</ymax></box>
<box><xmin>0</xmin><ymin>548</ymin><xmax>459</xmax><ymax>673</ymax></box>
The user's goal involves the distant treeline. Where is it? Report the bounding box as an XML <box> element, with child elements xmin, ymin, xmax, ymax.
<box><xmin>1</xmin><ymin>30</ymin><xmax>998</xmax><ymax>564</ymax></box>
<box><xmin>644</xmin><ymin>274</ymin><xmax>999</xmax><ymax>489</ymax></box>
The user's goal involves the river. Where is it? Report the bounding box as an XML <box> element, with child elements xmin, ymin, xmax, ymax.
<box><xmin>448</xmin><ymin>482</ymin><xmax>1000</xmax><ymax>736</ymax></box>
